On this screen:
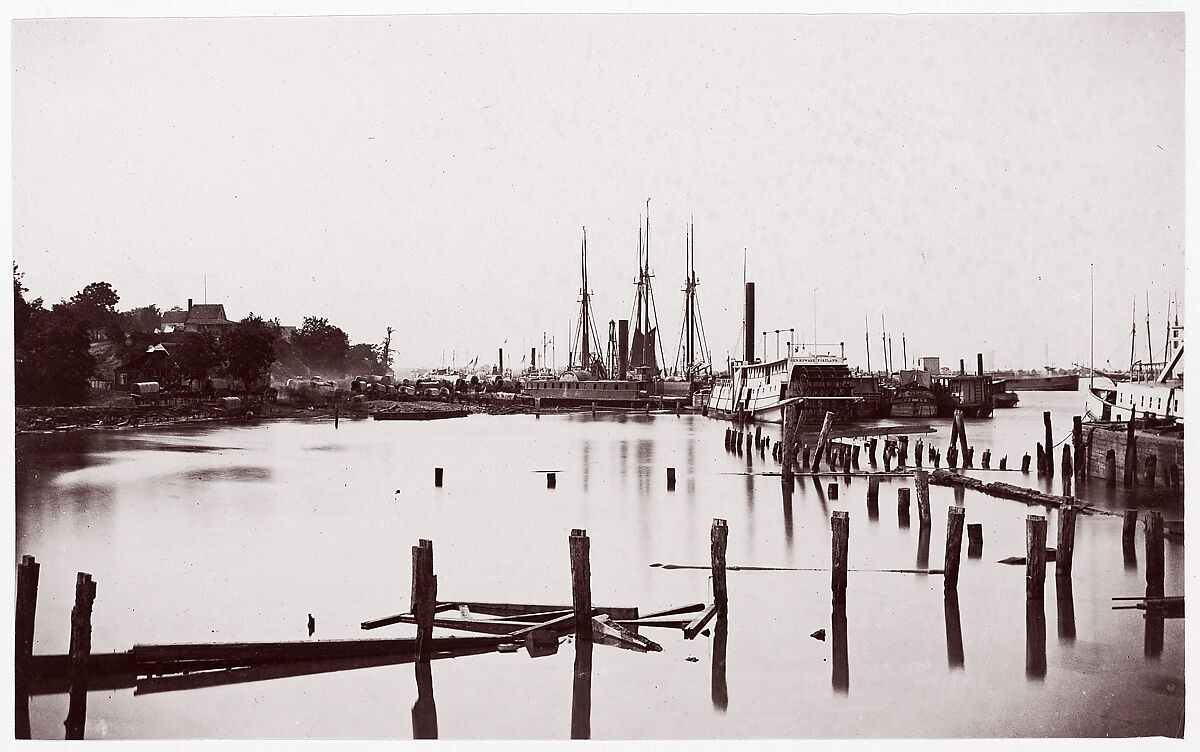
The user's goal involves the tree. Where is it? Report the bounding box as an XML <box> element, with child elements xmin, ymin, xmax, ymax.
<box><xmin>221</xmin><ymin>315</ymin><xmax>277</xmax><ymax>391</ymax></box>
<box><xmin>13</xmin><ymin>264</ymin><xmax>40</xmax><ymax>343</ymax></box>
<box><xmin>173</xmin><ymin>331</ymin><xmax>221</xmax><ymax>385</ymax></box>
<box><xmin>15</xmin><ymin>310</ymin><xmax>96</xmax><ymax>406</ymax></box>
<box><xmin>120</xmin><ymin>304</ymin><xmax>162</xmax><ymax>333</ymax></box>
<box><xmin>345</xmin><ymin>343</ymin><xmax>387</xmax><ymax>376</ymax></box>
<box><xmin>293</xmin><ymin>316</ymin><xmax>350</xmax><ymax>374</ymax></box>
<box><xmin>61</xmin><ymin>281</ymin><xmax>121</xmax><ymax>337</ymax></box>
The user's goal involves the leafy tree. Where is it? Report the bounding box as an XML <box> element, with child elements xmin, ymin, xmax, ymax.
<box><xmin>293</xmin><ymin>316</ymin><xmax>350</xmax><ymax>374</ymax></box>
<box><xmin>173</xmin><ymin>331</ymin><xmax>221</xmax><ymax>384</ymax></box>
<box><xmin>61</xmin><ymin>281</ymin><xmax>122</xmax><ymax>336</ymax></box>
<box><xmin>120</xmin><ymin>304</ymin><xmax>162</xmax><ymax>333</ymax></box>
<box><xmin>13</xmin><ymin>264</ymin><xmax>41</xmax><ymax>343</ymax></box>
<box><xmin>346</xmin><ymin>343</ymin><xmax>387</xmax><ymax>375</ymax></box>
<box><xmin>222</xmin><ymin>315</ymin><xmax>277</xmax><ymax>391</ymax></box>
<box><xmin>15</xmin><ymin>308</ymin><xmax>96</xmax><ymax>405</ymax></box>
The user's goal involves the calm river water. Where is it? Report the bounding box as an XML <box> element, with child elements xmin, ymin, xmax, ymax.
<box><xmin>14</xmin><ymin>389</ymin><xmax>1184</xmax><ymax>739</ymax></box>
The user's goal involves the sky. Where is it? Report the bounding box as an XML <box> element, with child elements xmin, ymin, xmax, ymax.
<box><xmin>11</xmin><ymin>11</ymin><xmax>1185</xmax><ymax>371</ymax></box>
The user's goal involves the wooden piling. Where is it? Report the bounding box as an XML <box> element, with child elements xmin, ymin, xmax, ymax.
<box><xmin>1170</xmin><ymin>464</ymin><xmax>1180</xmax><ymax>488</ymax></box>
<box><xmin>1025</xmin><ymin>516</ymin><xmax>1047</xmax><ymax>599</ymax></box>
<box><xmin>1144</xmin><ymin>512</ymin><xmax>1164</xmax><ymax>593</ymax></box>
<box><xmin>914</xmin><ymin>439</ymin><xmax>924</xmax><ymax>467</ymax></box>
<box><xmin>966</xmin><ymin>523</ymin><xmax>983</xmax><ymax>558</ymax></box>
<box><xmin>1036</xmin><ymin>444</ymin><xmax>1045</xmax><ymax>476</ymax></box>
<box><xmin>64</xmin><ymin>572</ymin><xmax>96</xmax><ymax>740</ymax></box>
<box><xmin>852</xmin><ymin>444</ymin><xmax>861</xmax><ymax>468</ymax></box>
<box><xmin>999</xmin><ymin>456</ymin><xmax>1007</xmax><ymax>471</ymax></box>
<box><xmin>411</xmin><ymin>540</ymin><xmax>436</xmax><ymax>663</ymax></box>
<box><xmin>1122</xmin><ymin>508</ymin><xmax>1138</xmax><ymax>545</ymax></box>
<box><xmin>1123</xmin><ymin>414</ymin><xmax>1137</xmax><ymax>487</ymax></box>
<box><xmin>831</xmin><ymin>511</ymin><xmax>849</xmax><ymax>604</ymax></box>
<box><xmin>812</xmin><ymin>411</ymin><xmax>835</xmax><ymax>471</ymax></box>
<box><xmin>801</xmin><ymin>444</ymin><xmax>810</xmax><ymax>470</ymax></box>
<box><xmin>547</xmin><ymin>472</ymin><xmax>557</xmax><ymax>489</ymax></box>
<box><xmin>1043</xmin><ymin>412</ymin><xmax>1054</xmax><ymax>478</ymax></box>
<box><xmin>711</xmin><ymin>519</ymin><xmax>729</xmax><ymax>612</ymax></box>
<box><xmin>1056</xmin><ymin>505</ymin><xmax>1077</xmax><ymax>578</ymax></box>
<box><xmin>955</xmin><ymin>409</ymin><xmax>969</xmax><ymax>456</ymax></box>
<box><xmin>964</xmin><ymin>446</ymin><xmax>974</xmax><ymax>468</ymax></box>
<box><xmin>592</xmin><ymin>401</ymin><xmax>597</xmax><ymax>417</ymax></box>
<box><xmin>666</xmin><ymin>467</ymin><xmax>676</xmax><ymax>491</ymax></box>
<box><xmin>868</xmin><ymin>438</ymin><xmax>877</xmax><ymax>464</ymax></box>
<box><xmin>1072</xmin><ymin>416</ymin><xmax>1084</xmax><ymax>478</ymax></box>
<box><xmin>1021</xmin><ymin>453</ymin><xmax>1031</xmax><ymax>473</ymax></box>
<box><xmin>868</xmin><ymin>476</ymin><xmax>880</xmax><ymax>507</ymax></box>
<box><xmin>434</xmin><ymin>467</ymin><xmax>444</xmax><ymax>487</ymax></box>
<box><xmin>569</xmin><ymin>530</ymin><xmax>592</xmax><ymax>640</ymax></box>
<box><xmin>944</xmin><ymin>507</ymin><xmax>965</xmax><ymax>590</ymax></box>
<box><xmin>1061</xmin><ymin>445</ymin><xmax>1073</xmax><ymax>497</ymax></box>
<box><xmin>827</xmin><ymin>483</ymin><xmax>839</xmax><ymax>500</ymax></box>
<box><xmin>1145</xmin><ymin>454</ymin><xmax>1157</xmax><ymax>488</ymax></box>
<box><xmin>15</xmin><ymin>555</ymin><xmax>40</xmax><ymax>740</ymax></box>
<box><xmin>914</xmin><ymin>470</ymin><xmax>931</xmax><ymax>526</ymax></box>
<box><xmin>981</xmin><ymin>449</ymin><xmax>990</xmax><ymax>469</ymax></box>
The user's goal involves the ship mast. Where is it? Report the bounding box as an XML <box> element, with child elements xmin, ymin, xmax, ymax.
<box><xmin>570</xmin><ymin>227</ymin><xmax>604</xmax><ymax>376</ymax></box>
<box><xmin>628</xmin><ymin>199</ymin><xmax>664</xmax><ymax>377</ymax></box>
<box><xmin>673</xmin><ymin>217</ymin><xmax>711</xmax><ymax>378</ymax></box>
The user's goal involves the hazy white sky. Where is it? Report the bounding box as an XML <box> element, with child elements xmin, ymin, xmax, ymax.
<box><xmin>12</xmin><ymin>12</ymin><xmax>1184</xmax><ymax>370</ymax></box>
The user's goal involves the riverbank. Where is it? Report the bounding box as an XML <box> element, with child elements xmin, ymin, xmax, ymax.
<box><xmin>14</xmin><ymin>398</ymin><xmax>530</xmax><ymax>434</ymax></box>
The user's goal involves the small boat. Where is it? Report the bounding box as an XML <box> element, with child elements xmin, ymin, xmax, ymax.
<box><xmin>373</xmin><ymin>409</ymin><xmax>469</xmax><ymax>421</ymax></box>
<box><xmin>993</xmin><ymin>391</ymin><xmax>1020</xmax><ymax>409</ymax></box>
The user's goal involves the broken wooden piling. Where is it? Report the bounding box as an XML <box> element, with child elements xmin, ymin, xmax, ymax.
<box><xmin>547</xmin><ymin>472</ymin><xmax>557</xmax><ymax>489</ymax></box>
<box><xmin>411</xmin><ymin>540</ymin><xmax>437</xmax><ymax>663</ymax></box>
<box><xmin>1021</xmin><ymin>453</ymin><xmax>1031</xmax><ymax>473</ymax></box>
<box><xmin>827</xmin><ymin>483</ymin><xmax>839</xmax><ymax>500</ymax></box>
<box><xmin>1061</xmin><ymin>445</ymin><xmax>1073</xmax><ymax>497</ymax></box>
<box><xmin>1123</xmin><ymin>415</ymin><xmax>1137</xmax><ymax>487</ymax></box>
<box><xmin>914</xmin><ymin>470</ymin><xmax>931</xmax><ymax>527</ymax></box>
<box><xmin>64</xmin><ymin>572</ymin><xmax>96</xmax><ymax>740</ymax></box>
<box><xmin>966</xmin><ymin>523</ymin><xmax>983</xmax><ymax>558</ymax></box>
<box><xmin>1043</xmin><ymin>412</ymin><xmax>1054</xmax><ymax>478</ymax></box>
<box><xmin>1056</xmin><ymin>505</ymin><xmax>1077</xmax><ymax>579</ymax></box>
<box><xmin>1122</xmin><ymin>509</ymin><xmax>1138</xmax><ymax>546</ymax></box>
<box><xmin>1144</xmin><ymin>512</ymin><xmax>1164</xmax><ymax>594</ymax></box>
<box><xmin>944</xmin><ymin>507</ymin><xmax>965</xmax><ymax>590</ymax></box>
<box><xmin>1026</xmin><ymin>516</ymin><xmax>1047</xmax><ymax>599</ymax></box>
<box><xmin>15</xmin><ymin>555</ymin><xmax>39</xmax><ymax>740</ymax></box>
<box><xmin>711</xmin><ymin>519</ymin><xmax>728</xmax><ymax>612</ymax></box>
<box><xmin>831</xmin><ymin>511</ymin><xmax>849</xmax><ymax>604</ymax></box>
<box><xmin>666</xmin><ymin>468</ymin><xmax>676</xmax><ymax>491</ymax></box>
<box><xmin>812</xmin><ymin>411</ymin><xmax>835</xmax><ymax>471</ymax></box>
<box><xmin>570</xmin><ymin>530</ymin><xmax>592</xmax><ymax>640</ymax></box>
<box><xmin>434</xmin><ymin>468</ymin><xmax>444</xmax><ymax>487</ymax></box>
<box><xmin>1144</xmin><ymin>454</ymin><xmax>1157</xmax><ymax>488</ymax></box>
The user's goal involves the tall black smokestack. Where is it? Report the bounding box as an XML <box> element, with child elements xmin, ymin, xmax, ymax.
<box><xmin>977</xmin><ymin>352</ymin><xmax>984</xmax><ymax>376</ymax></box>
<box><xmin>499</xmin><ymin>348</ymin><xmax>504</xmax><ymax>375</ymax></box>
<box><xmin>618</xmin><ymin>319</ymin><xmax>629</xmax><ymax>378</ymax></box>
<box><xmin>744</xmin><ymin>282</ymin><xmax>755</xmax><ymax>363</ymax></box>
<box><xmin>531</xmin><ymin>347</ymin><xmax>537</xmax><ymax>371</ymax></box>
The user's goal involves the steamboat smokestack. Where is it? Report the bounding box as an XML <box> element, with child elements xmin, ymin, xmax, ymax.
<box><xmin>618</xmin><ymin>319</ymin><xmax>629</xmax><ymax>378</ymax></box>
<box><xmin>531</xmin><ymin>347</ymin><xmax>537</xmax><ymax>371</ymax></box>
<box><xmin>977</xmin><ymin>352</ymin><xmax>984</xmax><ymax>376</ymax></box>
<box><xmin>498</xmin><ymin>348</ymin><xmax>504</xmax><ymax>376</ymax></box>
<box><xmin>744</xmin><ymin>282</ymin><xmax>755</xmax><ymax>363</ymax></box>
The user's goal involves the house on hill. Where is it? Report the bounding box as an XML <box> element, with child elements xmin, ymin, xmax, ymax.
<box><xmin>160</xmin><ymin>299</ymin><xmax>236</xmax><ymax>336</ymax></box>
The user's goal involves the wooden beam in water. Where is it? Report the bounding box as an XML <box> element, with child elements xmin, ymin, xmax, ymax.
<box><xmin>683</xmin><ymin>603</ymin><xmax>719</xmax><ymax>640</ymax></box>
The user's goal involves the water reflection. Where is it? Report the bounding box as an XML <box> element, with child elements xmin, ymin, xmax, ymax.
<box><xmin>412</xmin><ymin>661</ymin><xmax>439</xmax><ymax>739</ymax></box>
<box><xmin>1123</xmin><ymin>537</ymin><xmax>1138</xmax><ymax>571</ymax></box>
<box><xmin>581</xmin><ymin>441</ymin><xmax>591</xmax><ymax>492</ymax></box>
<box><xmin>781</xmin><ymin>478</ymin><xmax>794</xmax><ymax>548</ymax></box>
<box><xmin>1144</xmin><ymin>581</ymin><xmax>1165</xmax><ymax>659</ymax></box>
<box><xmin>712</xmin><ymin>614</ymin><xmax>728</xmax><ymax>712</ymax></box>
<box><xmin>831</xmin><ymin>603</ymin><xmax>848</xmax><ymax>694</ymax></box>
<box><xmin>944</xmin><ymin>592</ymin><xmax>965</xmax><ymax>669</ymax></box>
<box><xmin>953</xmin><ymin>485</ymin><xmax>965</xmax><ymax>507</ymax></box>
<box><xmin>1055</xmin><ymin>577</ymin><xmax>1076</xmax><ymax>644</ymax></box>
<box><xmin>571</xmin><ymin>637</ymin><xmax>593</xmax><ymax>738</ymax></box>
<box><xmin>1025</xmin><ymin>596</ymin><xmax>1047</xmax><ymax>681</ymax></box>
<box><xmin>916</xmin><ymin>525</ymin><xmax>930</xmax><ymax>570</ymax></box>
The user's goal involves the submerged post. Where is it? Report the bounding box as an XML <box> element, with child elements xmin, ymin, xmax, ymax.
<box><xmin>1026</xmin><ymin>516</ymin><xmax>1047</xmax><ymax>599</ymax></box>
<box><xmin>831</xmin><ymin>511</ymin><xmax>849</xmax><ymax>605</ymax></box>
<box><xmin>547</xmin><ymin>472</ymin><xmax>557</xmax><ymax>489</ymax></box>
<box><xmin>944</xmin><ymin>507</ymin><xmax>966</xmax><ymax>590</ymax></box>
<box><xmin>666</xmin><ymin>467</ymin><xmax>676</xmax><ymax>491</ymax></box>
<box><xmin>827</xmin><ymin>483</ymin><xmax>839</xmax><ymax>500</ymax></box>
<box><xmin>868</xmin><ymin>476</ymin><xmax>880</xmax><ymax>508</ymax></box>
<box><xmin>711</xmin><ymin>519</ymin><xmax>729</xmax><ymax>612</ymax></box>
<box><xmin>15</xmin><ymin>555</ymin><xmax>40</xmax><ymax>740</ymax></box>
<box><xmin>1123</xmin><ymin>412</ymin><xmax>1137</xmax><ymax>487</ymax></box>
<box><xmin>914</xmin><ymin>470</ymin><xmax>931</xmax><ymax>527</ymax></box>
<box><xmin>1056</xmin><ymin>505</ymin><xmax>1078</xmax><ymax>579</ymax></box>
<box><xmin>1145</xmin><ymin>454</ymin><xmax>1158</xmax><ymax>488</ymax></box>
<box><xmin>434</xmin><ymin>467</ymin><xmax>444</xmax><ymax>487</ymax></box>
<box><xmin>1106</xmin><ymin>449</ymin><xmax>1118</xmax><ymax>486</ymax></box>
<box><xmin>1122</xmin><ymin>509</ymin><xmax>1138</xmax><ymax>546</ymax></box>
<box><xmin>966</xmin><ymin>523</ymin><xmax>984</xmax><ymax>557</ymax></box>
<box><xmin>570</xmin><ymin>529</ymin><xmax>592</xmax><ymax>639</ymax></box>
<box><xmin>64</xmin><ymin>572</ymin><xmax>96</xmax><ymax>740</ymax></box>
<box><xmin>1021</xmin><ymin>453</ymin><xmax>1031</xmax><ymax>474</ymax></box>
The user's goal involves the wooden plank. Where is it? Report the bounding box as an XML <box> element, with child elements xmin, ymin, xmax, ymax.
<box><xmin>638</xmin><ymin>603</ymin><xmax>707</xmax><ymax>619</ymax></box>
<box><xmin>439</xmin><ymin>601</ymin><xmax>640</xmax><ymax>621</ymax></box>
<box><xmin>613</xmin><ymin>618</ymin><xmax>693</xmax><ymax>629</ymax></box>
<box><xmin>683</xmin><ymin>603</ymin><xmax>718</xmax><ymax>640</ymax></box>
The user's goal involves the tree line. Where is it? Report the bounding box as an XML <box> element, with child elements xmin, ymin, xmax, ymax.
<box><xmin>14</xmin><ymin>266</ymin><xmax>389</xmax><ymax>406</ymax></box>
